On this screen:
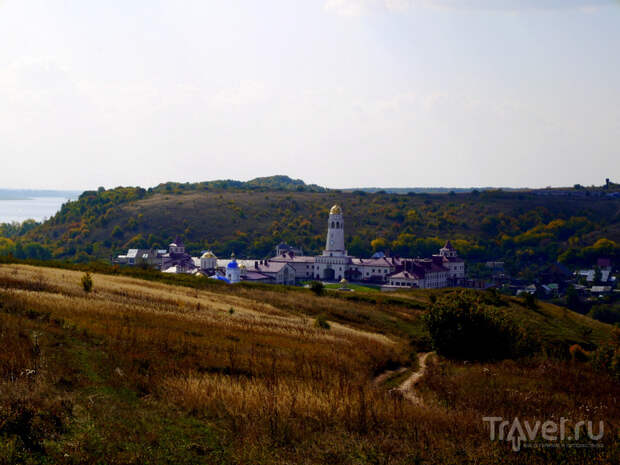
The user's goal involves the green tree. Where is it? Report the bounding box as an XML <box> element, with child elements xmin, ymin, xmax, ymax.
<box><xmin>310</xmin><ymin>281</ymin><xmax>324</xmax><ymax>296</ymax></box>
<box><xmin>424</xmin><ymin>291</ymin><xmax>528</xmax><ymax>361</ymax></box>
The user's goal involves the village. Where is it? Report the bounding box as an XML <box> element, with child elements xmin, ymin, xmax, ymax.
<box><xmin>115</xmin><ymin>203</ymin><xmax>617</xmax><ymax>302</ymax></box>
<box><xmin>116</xmin><ymin>204</ymin><xmax>468</xmax><ymax>290</ymax></box>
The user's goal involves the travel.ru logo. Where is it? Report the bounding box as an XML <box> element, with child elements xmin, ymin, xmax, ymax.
<box><xmin>483</xmin><ymin>417</ymin><xmax>604</xmax><ymax>451</ymax></box>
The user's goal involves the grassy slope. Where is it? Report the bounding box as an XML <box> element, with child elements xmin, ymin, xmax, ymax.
<box><xmin>393</xmin><ymin>288</ymin><xmax>612</xmax><ymax>349</ymax></box>
<box><xmin>0</xmin><ymin>264</ymin><xmax>618</xmax><ymax>464</ymax></box>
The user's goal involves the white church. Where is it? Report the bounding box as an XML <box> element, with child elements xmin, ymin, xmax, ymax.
<box><xmin>270</xmin><ymin>204</ymin><xmax>466</xmax><ymax>289</ymax></box>
<box><xmin>117</xmin><ymin>204</ymin><xmax>465</xmax><ymax>289</ymax></box>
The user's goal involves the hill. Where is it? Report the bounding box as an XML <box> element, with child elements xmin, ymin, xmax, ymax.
<box><xmin>0</xmin><ymin>263</ymin><xmax>617</xmax><ymax>464</ymax></box>
<box><xmin>7</xmin><ymin>179</ymin><xmax>619</xmax><ymax>277</ymax></box>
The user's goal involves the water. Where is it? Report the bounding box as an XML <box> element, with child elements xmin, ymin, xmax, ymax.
<box><xmin>0</xmin><ymin>197</ymin><xmax>75</xmax><ymax>223</ymax></box>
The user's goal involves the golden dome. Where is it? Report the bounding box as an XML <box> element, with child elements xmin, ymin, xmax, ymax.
<box><xmin>340</xmin><ymin>278</ymin><xmax>348</xmax><ymax>284</ymax></box>
<box><xmin>201</xmin><ymin>250</ymin><xmax>216</xmax><ymax>259</ymax></box>
<box><xmin>330</xmin><ymin>204</ymin><xmax>342</xmax><ymax>215</ymax></box>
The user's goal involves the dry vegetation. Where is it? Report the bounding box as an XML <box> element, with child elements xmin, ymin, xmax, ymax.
<box><xmin>0</xmin><ymin>264</ymin><xmax>618</xmax><ymax>464</ymax></box>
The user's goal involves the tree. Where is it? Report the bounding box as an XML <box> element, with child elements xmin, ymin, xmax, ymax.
<box><xmin>314</xmin><ymin>314</ymin><xmax>330</xmax><ymax>330</ymax></box>
<box><xmin>523</xmin><ymin>293</ymin><xmax>537</xmax><ymax>310</ymax></box>
<box><xmin>112</xmin><ymin>225</ymin><xmax>124</xmax><ymax>239</ymax></box>
<box><xmin>310</xmin><ymin>281</ymin><xmax>324</xmax><ymax>296</ymax></box>
<box><xmin>81</xmin><ymin>272</ymin><xmax>93</xmax><ymax>293</ymax></box>
<box><xmin>371</xmin><ymin>238</ymin><xmax>387</xmax><ymax>253</ymax></box>
<box><xmin>424</xmin><ymin>291</ymin><xmax>527</xmax><ymax>361</ymax></box>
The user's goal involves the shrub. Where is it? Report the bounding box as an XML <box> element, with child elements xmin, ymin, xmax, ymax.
<box><xmin>588</xmin><ymin>305</ymin><xmax>620</xmax><ymax>324</ymax></box>
<box><xmin>314</xmin><ymin>314</ymin><xmax>330</xmax><ymax>330</ymax></box>
<box><xmin>424</xmin><ymin>291</ymin><xmax>528</xmax><ymax>361</ymax></box>
<box><xmin>522</xmin><ymin>292</ymin><xmax>537</xmax><ymax>310</ymax></box>
<box><xmin>310</xmin><ymin>281</ymin><xmax>324</xmax><ymax>296</ymax></box>
<box><xmin>81</xmin><ymin>272</ymin><xmax>93</xmax><ymax>293</ymax></box>
<box><xmin>591</xmin><ymin>345</ymin><xmax>620</xmax><ymax>380</ymax></box>
<box><xmin>569</xmin><ymin>344</ymin><xmax>590</xmax><ymax>362</ymax></box>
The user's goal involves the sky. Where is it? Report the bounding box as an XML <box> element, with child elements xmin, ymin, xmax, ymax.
<box><xmin>0</xmin><ymin>0</ymin><xmax>618</xmax><ymax>190</ymax></box>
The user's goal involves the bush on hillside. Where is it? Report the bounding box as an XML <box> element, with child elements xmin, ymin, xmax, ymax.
<box><xmin>314</xmin><ymin>314</ymin><xmax>330</xmax><ymax>330</ymax></box>
<box><xmin>81</xmin><ymin>272</ymin><xmax>93</xmax><ymax>293</ymax></box>
<box><xmin>424</xmin><ymin>291</ymin><xmax>530</xmax><ymax>361</ymax></box>
<box><xmin>591</xmin><ymin>345</ymin><xmax>620</xmax><ymax>380</ymax></box>
<box><xmin>310</xmin><ymin>281</ymin><xmax>324</xmax><ymax>296</ymax></box>
<box><xmin>522</xmin><ymin>292</ymin><xmax>538</xmax><ymax>310</ymax></box>
<box><xmin>588</xmin><ymin>305</ymin><xmax>620</xmax><ymax>324</ymax></box>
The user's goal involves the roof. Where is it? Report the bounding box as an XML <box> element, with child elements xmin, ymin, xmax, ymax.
<box><xmin>227</xmin><ymin>261</ymin><xmax>238</xmax><ymax>269</ymax></box>
<box><xmin>242</xmin><ymin>271</ymin><xmax>275</xmax><ymax>282</ymax></box>
<box><xmin>443</xmin><ymin>240</ymin><xmax>455</xmax><ymax>251</ymax></box>
<box><xmin>437</xmin><ymin>255</ymin><xmax>464</xmax><ymax>263</ymax></box>
<box><xmin>411</xmin><ymin>259</ymin><xmax>447</xmax><ymax>273</ymax></box>
<box><xmin>218</xmin><ymin>259</ymin><xmax>293</xmax><ymax>274</ymax></box>
<box><xmin>201</xmin><ymin>251</ymin><xmax>216</xmax><ymax>259</ymax></box>
<box><xmin>577</xmin><ymin>269</ymin><xmax>611</xmax><ymax>283</ymax></box>
<box><xmin>271</xmin><ymin>254</ymin><xmax>315</xmax><ymax>263</ymax></box>
<box><xmin>351</xmin><ymin>257</ymin><xmax>395</xmax><ymax>267</ymax></box>
<box><xmin>590</xmin><ymin>286</ymin><xmax>612</xmax><ymax>293</ymax></box>
<box><xmin>389</xmin><ymin>271</ymin><xmax>423</xmax><ymax>280</ymax></box>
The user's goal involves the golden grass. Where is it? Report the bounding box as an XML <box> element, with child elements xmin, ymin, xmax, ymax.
<box><xmin>1</xmin><ymin>264</ymin><xmax>618</xmax><ymax>464</ymax></box>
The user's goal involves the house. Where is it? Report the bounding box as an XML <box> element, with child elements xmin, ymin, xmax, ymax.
<box><xmin>349</xmin><ymin>257</ymin><xmax>396</xmax><ymax>283</ymax></box>
<box><xmin>589</xmin><ymin>286</ymin><xmax>613</xmax><ymax>297</ymax></box>
<box><xmin>576</xmin><ymin>269</ymin><xmax>612</xmax><ymax>284</ymax></box>
<box><xmin>386</xmin><ymin>271</ymin><xmax>422</xmax><ymax>288</ymax></box>
<box><xmin>160</xmin><ymin>237</ymin><xmax>196</xmax><ymax>273</ymax></box>
<box><xmin>270</xmin><ymin>253</ymin><xmax>317</xmax><ymax>280</ymax></box>
<box><xmin>216</xmin><ymin>258</ymin><xmax>296</xmax><ymax>285</ymax></box>
<box><xmin>115</xmin><ymin>248</ymin><xmax>163</xmax><ymax>267</ymax></box>
<box><xmin>434</xmin><ymin>241</ymin><xmax>466</xmax><ymax>282</ymax></box>
<box><xmin>275</xmin><ymin>242</ymin><xmax>304</xmax><ymax>256</ymax></box>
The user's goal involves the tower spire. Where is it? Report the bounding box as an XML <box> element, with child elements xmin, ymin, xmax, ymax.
<box><xmin>324</xmin><ymin>205</ymin><xmax>346</xmax><ymax>255</ymax></box>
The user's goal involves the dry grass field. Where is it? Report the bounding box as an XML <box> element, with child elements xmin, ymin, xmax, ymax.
<box><xmin>0</xmin><ymin>264</ymin><xmax>618</xmax><ymax>464</ymax></box>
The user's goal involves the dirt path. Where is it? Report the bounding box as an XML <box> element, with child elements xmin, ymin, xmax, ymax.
<box><xmin>373</xmin><ymin>352</ymin><xmax>434</xmax><ymax>405</ymax></box>
<box><xmin>393</xmin><ymin>352</ymin><xmax>434</xmax><ymax>405</ymax></box>
<box><xmin>372</xmin><ymin>367</ymin><xmax>408</xmax><ymax>387</ymax></box>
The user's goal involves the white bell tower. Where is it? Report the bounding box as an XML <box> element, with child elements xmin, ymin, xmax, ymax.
<box><xmin>324</xmin><ymin>205</ymin><xmax>346</xmax><ymax>256</ymax></box>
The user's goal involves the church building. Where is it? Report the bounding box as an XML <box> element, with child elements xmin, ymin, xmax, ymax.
<box><xmin>313</xmin><ymin>205</ymin><xmax>354</xmax><ymax>281</ymax></box>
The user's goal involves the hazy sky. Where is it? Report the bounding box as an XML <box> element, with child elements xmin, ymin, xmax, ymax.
<box><xmin>1</xmin><ymin>1</ymin><xmax>618</xmax><ymax>190</ymax></box>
